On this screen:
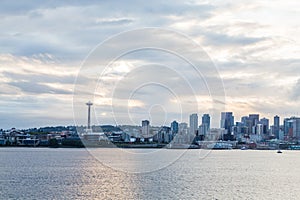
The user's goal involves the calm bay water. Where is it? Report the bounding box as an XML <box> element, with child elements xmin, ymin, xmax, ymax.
<box><xmin>0</xmin><ymin>148</ymin><xmax>300</xmax><ymax>200</ymax></box>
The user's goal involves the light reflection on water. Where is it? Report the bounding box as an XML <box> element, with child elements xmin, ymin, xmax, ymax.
<box><xmin>88</xmin><ymin>148</ymin><xmax>190</xmax><ymax>173</ymax></box>
<box><xmin>0</xmin><ymin>148</ymin><xmax>300</xmax><ymax>199</ymax></box>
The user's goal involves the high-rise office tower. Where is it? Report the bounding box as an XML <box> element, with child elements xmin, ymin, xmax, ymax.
<box><xmin>241</xmin><ymin>116</ymin><xmax>249</xmax><ymax>126</ymax></box>
<box><xmin>260</xmin><ymin>117</ymin><xmax>269</xmax><ymax>134</ymax></box>
<box><xmin>249</xmin><ymin>114</ymin><xmax>259</xmax><ymax>134</ymax></box>
<box><xmin>220</xmin><ymin>112</ymin><xmax>234</xmax><ymax>135</ymax></box>
<box><xmin>142</xmin><ymin>120</ymin><xmax>150</xmax><ymax>136</ymax></box>
<box><xmin>189</xmin><ymin>114</ymin><xmax>198</xmax><ymax>135</ymax></box>
<box><xmin>202</xmin><ymin>114</ymin><xmax>210</xmax><ymax>130</ymax></box>
<box><xmin>171</xmin><ymin>120</ymin><xmax>179</xmax><ymax>134</ymax></box>
<box><xmin>288</xmin><ymin>117</ymin><xmax>300</xmax><ymax>139</ymax></box>
<box><xmin>241</xmin><ymin>116</ymin><xmax>250</xmax><ymax>134</ymax></box>
<box><xmin>284</xmin><ymin>118</ymin><xmax>292</xmax><ymax>136</ymax></box>
<box><xmin>293</xmin><ymin>117</ymin><xmax>300</xmax><ymax>139</ymax></box>
<box><xmin>274</xmin><ymin>115</ymin><xmax>280</xmax><ymax>139</ymax></box>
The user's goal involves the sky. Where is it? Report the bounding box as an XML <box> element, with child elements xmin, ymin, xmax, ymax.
<box><xmin>0</xmin><ymin>0</ymin><xmax>300</xmax><ymax>129</ymax></box>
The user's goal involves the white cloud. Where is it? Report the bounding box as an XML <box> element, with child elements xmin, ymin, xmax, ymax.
<box><xmin>0</xmin><ymin>0</ymin><xmax>300</xmax><ymax>129</ymax></box>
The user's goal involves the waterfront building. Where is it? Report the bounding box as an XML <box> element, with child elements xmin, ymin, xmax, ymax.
<box><xmin>5</xmin><ymin>128</ymin><xmax>39</xmax><ymax>146</ymax></box>
<box><xmin>249</xmin><ymin>133</ymin><xmax>263</xmax><ymax>142</ymax></box>
<box><xmin>207</xmin><ymin>128</ymin><xmax>226</xmax><ymax>141</ymax></box>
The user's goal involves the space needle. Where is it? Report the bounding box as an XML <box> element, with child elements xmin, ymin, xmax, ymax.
<box><xmin>86</xmin><ymin>101</ymin><xmax>93</xmax><ymax>130</ymax></box>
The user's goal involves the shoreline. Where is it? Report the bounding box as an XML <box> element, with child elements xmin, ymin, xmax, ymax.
<box><xmin>0</xmin><ymin>146</ymin><xmax>298</xmax><ymax>150</ymax></box>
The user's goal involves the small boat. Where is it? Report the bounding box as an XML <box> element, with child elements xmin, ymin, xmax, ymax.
<box><xmin>277</xmin><ymin>150</ymin><xmax>282</xmax><ymax>153</ymax></box>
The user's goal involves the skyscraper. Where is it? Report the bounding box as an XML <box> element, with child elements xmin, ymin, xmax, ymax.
<box><xmin>284</xmin><ymin>118</ymin><xmax>292</xmax><ymax>136</ymax></box>
<box><xmin>241</xmin><ymin>116</ymin><xmax>249</xmax><ymax>126</ymax></box>
<box><xmin>241</xmin><ymin>116</ymin><xmax>250</xmax><ymax>134</ymax></box>
<box><xmin>202</xmin><ymin>114</ymin><xmax>210</xmax><ymax>130</ymax></box>
<box><xmin>260</xmin><ymin>117</ymin><xmax>269</xmax><ymax>134</ymax></box>
<box><xmin>285</xmin><ymin>117</ymin><xmax>300</xmax><ymax>140</ymax></box>
<box><xmin>220</xmin><ymin>112</ymin><xmax>234</xmax><ymax>136</ymax></box>
<box><xmin>292</xmin><ymin>117</ymin><xmax>300</xmax><ymax>139</ymax></box>
<box><xmin>142</xmin><ymin>120</ymin><xmax>150</xmax><ymax>137</ymax></box>
<box><xmin>189</xmin><ymin>113</ymin><xmax>198</xmax><ymax>135</ymax></box>
<box><xmin>171</xmin><ymin>120</ymin><xmax>179</xmax><ymax>134</ymax></box>
<box><xmin>158</xmin><ymin>126</ymin><xmax>171</xmax><ymax>143</ymax></box>
<box><xmin>274</xmin><ymin>115</ymin><xmax>280</xmax><ymax>139</ymax></box>
<box><xmin>249</xmin><ymin>114</ymin><xmax>259</xmax><ymax>134</ymax></box>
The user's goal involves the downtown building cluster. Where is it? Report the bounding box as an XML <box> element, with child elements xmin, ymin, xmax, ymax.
<box><xmin>138</xmin><ymin>112</ymin><xmax>300</xmax><ymax>145</ymax></box>
<box><xmin>133</xmin><ymin>114</ymin><xmax>211</xmax><ymax>145</ymax></box>
<box><xmin>218</xmin><ymin>112</ymin><xmax>300</xmax><ymax>143</ymax></box>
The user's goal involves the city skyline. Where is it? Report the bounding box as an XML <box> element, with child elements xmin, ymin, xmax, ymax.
<box><xmin>1</xmin><ymin>109</ymin><xmax>297</xmax><ymax>131</ymax></box>
<box><xmin>0</xmin><ymin>1</ymin><xmax>300</xmax><ymax>129</ymax></box>
<box><xmin>2</xmin><ymin>111</ymin><xmax>300</xmax><ymax>146</ymax></box>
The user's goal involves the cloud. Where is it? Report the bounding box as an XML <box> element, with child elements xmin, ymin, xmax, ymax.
<box><xmin>0</xmin><ymin>0</ymin><xmax>300</xmax><ymax>129</ymax></box>
<box><xmin>95</xmin><ymin>17</ymin><xmax>135</xmax><ymax>25</ymax></box>
<box><xmin>291</xmin><ymin>79</ymin><xmax>300</xmax><ymax>100</ymax></box>
<box><xmin>3</xmin><ymin>71</ymin><xmax>82</xmax><ymax>85</ymax></box>
<box><xmin>202</xmin><ymin>30</ymin><xmax>267</xmax><ymax>46</ymax></box>
<box><xmin>0</xmin><ymin>54</ymin><xmax>83</xmax><ymax>96</ymax></box>
<box><xmin>8</xmin><ymin>81</ymin><xmax>72</xmax><ymax>95</ymax></box>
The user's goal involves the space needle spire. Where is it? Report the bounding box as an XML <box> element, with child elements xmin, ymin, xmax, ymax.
<box><xmin>86</xmin><ymin>101</ymin><xmax>93</xmax><ymax>129</ymax></box>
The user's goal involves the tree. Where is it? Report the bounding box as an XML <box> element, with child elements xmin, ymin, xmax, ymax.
<box><xmin>49</xmin><ymin>138</ymin><xmax>59</xmax><ymax>148</ymax></box>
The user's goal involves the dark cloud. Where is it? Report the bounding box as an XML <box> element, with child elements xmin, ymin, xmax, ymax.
<box><xmin>96</xmin><ymin>18</ymin><xmax>135</xmax><ymax>26</ymax></box>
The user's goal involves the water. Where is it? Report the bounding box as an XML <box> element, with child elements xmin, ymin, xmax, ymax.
<box><xmin>0</xmin><ymin>148</ymin><xmax>300</xmax><ymax>199</ymax></box>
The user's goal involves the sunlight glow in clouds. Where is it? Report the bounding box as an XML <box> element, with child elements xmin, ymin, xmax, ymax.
<box><xmin>0</xmin><ymin>0</ymin><xmax>300</xmax><ymax>129</ymax></box>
